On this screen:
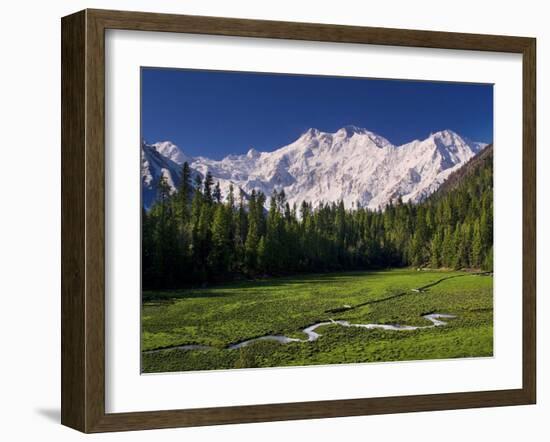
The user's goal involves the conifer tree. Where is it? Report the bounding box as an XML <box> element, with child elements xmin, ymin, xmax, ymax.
<box><xmin>178</xmin><ymin>162</ymin><xmax>192</xmax><ymax>221</ymax></box>
<box><xmin>471</xmin><ymin>220</ymin><xmax>483</xmax><ymax>268</ymax></box>
<box><xmin>209</xmin><ymin>204</ymin><xmax>231</xmax><ymax>276</ymax></box>
<box><xmin>203</xmin><ymin>171</ymin><xmax>214</xmax><ymax>203</ymax></box>
<box><xmin>142</xmin><ymin>146</ymin><xmax>493</xmax><ymax>288</ymax></box>
<box><xmin>213</xmin><ymin>181</ymin><xmax>222</xmax><ymax>204</ymax></box>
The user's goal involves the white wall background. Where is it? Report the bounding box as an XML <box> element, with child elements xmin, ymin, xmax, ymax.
<box><xmin>0</xmin><ymin>0</ymin><xmax>546</xmax><ymax>440</ymax></box>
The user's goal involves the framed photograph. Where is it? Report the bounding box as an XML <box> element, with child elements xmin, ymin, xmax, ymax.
<box><xmin>61</xmin><ymin>9</ymin><xmax>536</xmax><ymax>432</ymax></box>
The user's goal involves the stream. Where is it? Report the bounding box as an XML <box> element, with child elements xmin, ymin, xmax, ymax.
<box><xmin>142</xmin><ymin>273</ymin><xmax>485</xmax><ymax>354</ymax></box>
<box><xmin>227</xmin><ymin>313</ymin><xmax>456</xmax><ymax>349</ymax></box>
<box><xmin>145</xmin><ymin>313</ymin><xmax>456</xmax><ymax>354</ymax></box>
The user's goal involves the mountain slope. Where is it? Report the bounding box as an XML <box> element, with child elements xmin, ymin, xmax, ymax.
<box><xmin>141</xmin><ymin>142</ymin><xmax>183</xmax><ymax>209</ymax></box>
<box><xmin>431</xmin><ymin>144</ymin><xmax>493</xmax><ymax>199</ymax></box>
<box><xmin>141</xmin><ymin>127</ymin><xmax>487</xmax><ymax>210</ymax></box>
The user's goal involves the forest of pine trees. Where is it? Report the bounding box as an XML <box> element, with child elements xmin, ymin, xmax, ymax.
<box><xmin>142</xmin><ymin>150</ymin><xmax>493</xmax><ymax>289</ymax></box>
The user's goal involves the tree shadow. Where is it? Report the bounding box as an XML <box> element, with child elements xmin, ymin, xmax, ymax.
<box><xmin>143</xmin><ymin>290</ymin><xmax>239</xmax><ymax>302</ymax></box>
<box><xmin>143</xmin><ymin>270</ymin><xmax>384</xmax><ymax>301</ymax></box>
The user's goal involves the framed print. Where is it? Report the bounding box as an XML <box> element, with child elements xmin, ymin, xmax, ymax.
<box><xmin>61</xmin><ymin>9</ymin><xmax>536</xmax><ymax>433</ymax></box>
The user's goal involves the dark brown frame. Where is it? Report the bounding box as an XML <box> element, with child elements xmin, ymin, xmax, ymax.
<box><xmin>61</xmin><ymin>8</ymin><xmax>536</xmax><ymax>433</ymax></box>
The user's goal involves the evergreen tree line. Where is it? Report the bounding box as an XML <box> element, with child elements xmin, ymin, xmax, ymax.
<box><xmin>143</xmin><ymin>158</ymin><xmax>493</xmax><ymax>289</ymax></box>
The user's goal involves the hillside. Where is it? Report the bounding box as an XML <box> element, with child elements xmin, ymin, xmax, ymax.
<box><xmin>431</xmin><ymin>144</ymin><xmax>493</xmax><ymax>200</ymax></box>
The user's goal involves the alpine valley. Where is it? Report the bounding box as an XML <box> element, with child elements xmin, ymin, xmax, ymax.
<box><xmin>140</xmin><ymin>71</ymin><xmax>495</xmax><ymax>374</ymax></box>
<box><xmin>141</xmin><ymin>126</ymin><xmax>486</xmax><ymax>210</ymax></box>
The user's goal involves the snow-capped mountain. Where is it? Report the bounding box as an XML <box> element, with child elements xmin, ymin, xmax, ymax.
<box><xmin>141</xmin><ymin>142</ymin><xmax>183</xmax><ymax>209</ymax></box>
<box><xmin>141</xmin><ymin>126</ymin><xmax>487</xmax><ymax>210</ymax></box>
<box><xmin>151</xmin><ymin>140</ymin><xmax>192</xmax><ymax>165</ymax></box>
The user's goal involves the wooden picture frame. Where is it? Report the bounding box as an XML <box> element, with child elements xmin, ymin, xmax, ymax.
<box><xmin>61</xmin><ymin>8</ymin><xmax>536</xmax><ymax>433</ymax></box>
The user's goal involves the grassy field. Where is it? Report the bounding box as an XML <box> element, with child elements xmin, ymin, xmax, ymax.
<box><xmin>141</xmin><ymin>269</ymin><xmax>493</xmax><ymax>373</ymax></box>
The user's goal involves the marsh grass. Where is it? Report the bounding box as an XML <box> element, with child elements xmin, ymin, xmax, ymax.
<box><xmin>141</xmin><ymin>269</ymin><xmax>493</xmax><ymax>373</ymax></box>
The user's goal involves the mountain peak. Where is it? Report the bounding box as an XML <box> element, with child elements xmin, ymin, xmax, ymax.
<box><xmin>426</xmin><ymin>130</ymin><xmax>466</xmax><ymax>152</ymax></box>
<box><xmin>426</xmin><ymin>129</ymin><xmax>487</xmax><ymax>153</ymax></box>
<box><xmin>335</xmin><ymin>125</ymin><xmax>369</xmax><ymax>137</ymax></box>
<box><xmin>144</xmin><ymin>128</ymin><xmax>483</xmax><ymax>212</ymax></box>
<box><xmin>333</xmin><ymin>126</ymin><xmax>393</xmax><ymax>149</ymax></box>
<box><xmin>429</xmin><ymin>129</ymin><xmax>460</xmax><ymax>141</ymax></box>
<box><xmin>300</xmin><ymin>125</ymin><xmax>375</xmax><ymax>140</ymax></box>
<box><xmin>300</xmin><ymin>128</ymin><xmax>321</xmax><ymax>139</ymax></box>
<box><xmin>246</xmin><ymin>147</ymin><xmax>260</xmax><ymax>159</ymax></box>
<box><xmin>151</xmin><ymin>140</ymin><xmax>190</xmax><ymax>165</ymax></box>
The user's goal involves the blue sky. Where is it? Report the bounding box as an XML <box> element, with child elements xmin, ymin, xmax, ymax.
<box><xmin>141</xmin><ymin>68</ymin><xmax>493</xmax><ymax>160</ymax></box>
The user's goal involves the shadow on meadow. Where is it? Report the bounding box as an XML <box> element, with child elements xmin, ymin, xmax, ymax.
<box><xmin>143</xmin><ymin>270</ymin><xmax>387</xmax><ymax>302</ymax></box>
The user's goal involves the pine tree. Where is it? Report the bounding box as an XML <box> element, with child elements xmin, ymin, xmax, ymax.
<box><xmin>193</xmin><ymin>174</ymin><xmax>202</xmax><ymax>193</ymax></box>
<box><xmin>178</xmin><ymin>162</ymin><xmax>192</xmax><ymax>219</ymax></box>
<box><xmin>430</xmin><ymin>231</ymin><xmax>442</xmax><ymax>268</ymax></box>
<box><xmin>149</xmin><ymin>174</ymin><xmax>180</xmax><ymax>287</ymax></box>
<box><xmin>227</xmin><ymin>183</ymin><xmax>235</xmax><ymax>209</ymax></box>
<box><xmin>441</xmin><ymin>227</ymin><xmax>454</xmax><ymax>268</ymax></box>
<box><xmin>213</xmin><ymin>181</ymin><xmax>222</xmax><ymax>204</ymax></box>
<box><xmin>141</xmin><ymin>145</ymin><xmax>492</xmax><ymax>287</ymax></box>
<box><xmin>157</xmin><ymin>173</ymin><xmax>171</xmax><ymax>210</ymax></box>
<box><xmin>209</xmin><ymin>204</ymin><xmax>231</xmax><ymax>276</ymax></box>
<box><xmin>257</xmin><ymin>236</ymin><xmax>267</xmax><ymax>273</ymax></box>
<box><xmin>142</xmin><ymin>207</ymin><xmax>154</xmax><ymax>287</ymax></box>
<box><xmin>195</xmin><ymin>203</ymin><xmax>213</xmax><ymax>281</ymax></box>
<box><xmin>264</xmin><ymin>191</ymin><xmax>281</xmax><ymax>272</ymax></box>
<box><xmin>471</xmin><ymin>220</ymin><xmax>483</xmax><ymax>268</ymax></box>
<box><xmin>203</xmin><ymin>171</ymin><xmax>214</xmax><ymax>203</ymax></box>
<box><xmin>244</xmin><ymin>218</ymin><xmax>259</xmax><ymax>275</ymax></box>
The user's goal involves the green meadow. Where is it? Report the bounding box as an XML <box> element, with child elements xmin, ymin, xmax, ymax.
<box><xmin>141</xmin><ymin>269</ymin><xmax>493</xmax><ymax>373</ymax></box>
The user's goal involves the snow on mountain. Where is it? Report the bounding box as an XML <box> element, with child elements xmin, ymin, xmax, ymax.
<box><xmin>151</xmin><ymin>140</ymin><xmax>192</xmax><ymax>165</ymax></box>
<box><xmin>141</xmin><ymin>142</ymin><xmax>183</xmax><ymax>209</ymax></box>
<box><xmin>141</xmin><ymin>127</ymin><xmax>487</xmax><ymax>210</ymax></box>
